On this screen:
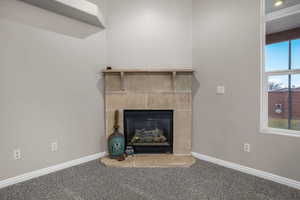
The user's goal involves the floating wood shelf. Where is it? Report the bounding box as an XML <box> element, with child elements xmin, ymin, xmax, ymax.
<box><xmin>103</xmin><ymin>67</ymin><xmax>193</xmax><ymax>91</ymax></box>
<box><xmin>103</xmin><ymin>68</ymin><xmax>194</xmax><ymax>73</ymax></box>
<box><xmin>22</xmin><ymin>0</ymin><xmax>105</xmax><ymax>28</ymax></box>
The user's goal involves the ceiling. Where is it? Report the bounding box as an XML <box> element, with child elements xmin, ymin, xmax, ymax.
<box><xmin>265</xmin><ymin>0</ymin><xmax>300</xmax><ymax>14</ymax></box>
<box><xmin>266</xmin><ymin>12</ymin><xmax>300</xmax><ymax>34</ymax></box>
<box><xmin>266</xmin><ymin>0</ymin><xmax>300</xmax><ymax>34</ymax></box>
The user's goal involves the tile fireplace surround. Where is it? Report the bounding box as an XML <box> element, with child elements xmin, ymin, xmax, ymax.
<box><xmin>103</xmin><ymin>68</ymin><xmax>193</xmax><ymax>155</ymax></box>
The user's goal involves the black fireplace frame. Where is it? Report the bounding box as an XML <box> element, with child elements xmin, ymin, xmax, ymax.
<box><xmin>123</xmin><ymin>110</ymin><xmax>173</xmax><ymax>154</ymax></box>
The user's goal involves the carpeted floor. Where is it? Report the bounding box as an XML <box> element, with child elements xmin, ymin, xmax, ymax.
<box><xmin>0</xmin><ymin>159</ymin><xmax>299</xmax><ymax>200</ymax></box>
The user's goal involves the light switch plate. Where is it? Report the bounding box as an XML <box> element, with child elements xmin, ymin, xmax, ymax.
<box><xmin>217</xmin><ymin>85</ymin><xmax>225</xmax><ymax>95</ymax></box>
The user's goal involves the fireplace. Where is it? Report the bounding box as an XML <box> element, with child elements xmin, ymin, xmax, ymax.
<box><xmin>104</xmin><ymin>69</ymin><xmax>193</xmax><ymax>155</ymax></box>
<box><xmin>124</xmin><ymin>110</ymin><xmax>173</xmax><ymax>154</ymax></box>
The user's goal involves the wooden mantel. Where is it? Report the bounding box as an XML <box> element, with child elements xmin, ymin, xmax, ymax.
<box><xmin>103</xmin><ymin>67</ymin><xmax>194</xmax><ymax>91</ymax></box>
<box><xmin>102</xmin><ymin>67</ymin><xmax>194</xmax><ymax>73</ymax></box>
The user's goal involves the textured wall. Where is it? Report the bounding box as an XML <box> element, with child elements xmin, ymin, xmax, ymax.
<box><xmin>0</xmin><ymin>0</ymin><xmax>107</xmax><ymax>181</ymax></box>
<box><xmin>1</xmin><ymin>0</ymin><xmax>300</xmax><ymax>184</ymax></box>
<box><xmin>107</xmin><ymin>0</ymin><xmax>193</xmax><ymax>67</ymax></box>
<box><xmin>192</xmin><ymin>0</ymin><xmax>300</xmax><ymax>181</ymax></box>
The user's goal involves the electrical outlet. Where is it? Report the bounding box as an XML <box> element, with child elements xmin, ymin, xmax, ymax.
<box><xmin>14</xmin><ymin>149</ymin><xmax>21</xmax><ymax>160</ymax></box>
<box><xmin>244</xmin><ymin>143</ymin><xmax>250</xmax><ymax>153</ymax></box>
<box><xmin>51</xmin><ymin>142</ymin><xmax>58</xmax><ymax>152</ymax></box>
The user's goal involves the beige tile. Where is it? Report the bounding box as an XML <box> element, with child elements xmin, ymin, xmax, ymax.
<box><xmin>174</xmin><ymin>93</ymin><xmax>192</xmax><ymax>110</ymax></box>
<box><xmin>174</xmin><ymin>111</ymin><xmax>192</xmax><ymax>154</ymax></box>
<box><xmin>105</xmin><ymin>74</ymin><xmax>121</xmax><ymax>91</ymax></box>
<box><xmin>149</xmin><ymin>73</ymin><xmax>172</xmax><ymax>91</ymax></box>
<box><xmin>104</xmin><ymin>72</ymin><xmax>193</xmax><ymax>155</ymax></box>
<box><xmin>147</xmin><ymin>93</ymin><xmax>175</xmax><ymax>109</ymax></box>
<box><xmin>106</xmin><ymin>92</ymin><xmax>147</xmax><ymax>111</ymax></box>
<box><xmin>124</xmin><ymin>92</ymin><xmax>147</xmax><ymax>109</ymax></box>
<box><xmin>125</xmin><ymin>73</ymin><xmax>151</xmax><ymax>91</ymax></box>
<box><xmin>100</xmin><ymin>154</ymin><xmax>196</xmax><ymax>168</ymax></box>
<box><xmin>105</xmin><ymin>111</ymin><xmax>114</xmax><ymax>138</ymax></box>
<box><xmin>175</xmin><ymin>73</ymin><xmax>192</xmax><ymax>91</ymax></box>
<box><xmin>100</xmin><ymin>157</ymin><xmax>135</xmax><ymax>167</ymax></box>
<box><xmin>105</xmin><ymin>93</ymin><xmax>126</xmax><ymax>111</ymax></box>
<box><xmin>118</xmin><ymin>109</ymin><xmax>124</xmax><ymax>133</ymax></box>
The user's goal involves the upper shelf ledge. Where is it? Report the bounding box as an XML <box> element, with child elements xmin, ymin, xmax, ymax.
<box><xmin>103</xmin><ymin>67</ymin><xmax>194</xmax><ymax>73</ymax></box>
<box><xmin>22</xmin><ymin>0</ymin><xmax>105</xmax><ymax>28</ymax></box>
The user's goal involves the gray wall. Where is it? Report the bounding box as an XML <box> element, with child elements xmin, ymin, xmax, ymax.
<box><xmin>0</xmin><ymin>0</ymin><xmax>107</xmax><ymax>181</ymax></box>
<box><xmin>107</xmin><ymin>0</ymin><xmax>192</xmax><ymax>67</ymax></box>
<box><xmin>1</xmin><ymin>0</ymin><xmax>300</xmax><ymax>183</ymax></box>
<box><xmin>0</xmin><ymin>0</ymin><xmax>193</xmax><ymax>181</ymax></box>
<box><xmin>192</xmin><ymin>0</ymin><xmax>300</xmax><ymax>181</ymax></box>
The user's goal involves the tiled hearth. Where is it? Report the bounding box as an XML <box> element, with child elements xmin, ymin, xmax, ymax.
<box><xmin>101</xmin><ymin>154</ymin><xmax>196</xmax><ymax>168</ymax></box>
<box><xmin>103</xmin><ymin>68</ymin><xmax>193</xmax><ymax>155</ymax></box>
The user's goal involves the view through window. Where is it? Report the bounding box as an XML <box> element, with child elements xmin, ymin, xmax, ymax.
<box><xmin>265</xmin><ymin>40</ymin><xmax>300</xmax><ymax>131</ymax></box>
<box><xmin>264</xmin><ymin>0</ymin><xmax>300</xmax><ymax>134</ymax></box>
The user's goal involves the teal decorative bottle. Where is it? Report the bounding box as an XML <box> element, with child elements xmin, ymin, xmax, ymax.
<box><xmin>108</xmin><ymin>110</ymin><xmax>125</xmax><ymax>159</ymax></box>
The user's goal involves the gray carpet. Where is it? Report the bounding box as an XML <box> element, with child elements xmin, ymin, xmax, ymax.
<box><xmin>0</xmin><ymin>159</ymin><xmax>299</xmax><ymax>200</ymax></box>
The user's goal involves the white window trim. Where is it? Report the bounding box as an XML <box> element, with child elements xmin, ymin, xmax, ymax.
<box><xmin>260</xmin><ymin>0</ymin><xmax>300</xmax><ymax>138</ymax></box>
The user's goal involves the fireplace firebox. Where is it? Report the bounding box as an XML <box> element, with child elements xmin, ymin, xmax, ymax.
<box><xmin>124</xmin><ymin>110</ymin><xmax>173</xmax><ymax>154</ymax></box>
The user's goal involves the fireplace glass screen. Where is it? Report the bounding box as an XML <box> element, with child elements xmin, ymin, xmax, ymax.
<box><xmin>124</xmin><ymin>110</ymin><xmax>173</xmax><ymax>153</ymax></box>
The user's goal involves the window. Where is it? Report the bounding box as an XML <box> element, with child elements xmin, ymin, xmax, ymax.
<box><xmin>262</xmin><ymin>39</ymin><xmax>300</xmax><ymax>135</ymax></box>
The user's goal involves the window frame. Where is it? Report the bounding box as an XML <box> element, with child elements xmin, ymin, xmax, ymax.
<box><xmin>260</xmin><ymin>0</ymin><xmax>300</xmax><ymax>137</ymax></box>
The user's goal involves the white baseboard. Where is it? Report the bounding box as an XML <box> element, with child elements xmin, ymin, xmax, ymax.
<box><xmin>191</xmin><ymin>152</ymin><xmax>300</xmax><ymax>190</ymax></box>
<box><xmin>2</xmin><ymin>152</ymin><xmax>299</xmax><ymax>190</ymax></box>
<box><xmin>0</xmin><ymin>152</ymin><xmax>106</xmax><ymax>189</ymax></box>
